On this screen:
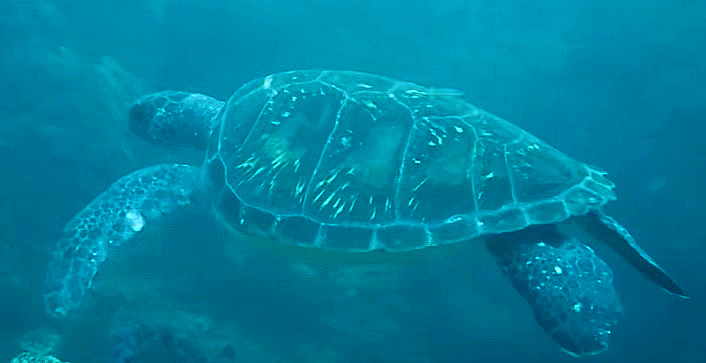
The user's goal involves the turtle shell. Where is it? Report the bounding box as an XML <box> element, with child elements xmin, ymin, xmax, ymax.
<box><xmin>205</xmin><ymin>70</ymin><xmax>615</xmax><ymax>251</ymax></box>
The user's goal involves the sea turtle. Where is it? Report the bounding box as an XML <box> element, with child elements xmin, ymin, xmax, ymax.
<box><xmin>43</xmin><ymin>70</ymin><xmax>686</xmax><ymax>357</ymax></box>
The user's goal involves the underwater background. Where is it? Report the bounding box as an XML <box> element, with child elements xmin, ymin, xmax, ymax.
<box><xmin>1</xmin><ymin>0</ymin><xmax>704</xmax><ymax>362</ymax></box>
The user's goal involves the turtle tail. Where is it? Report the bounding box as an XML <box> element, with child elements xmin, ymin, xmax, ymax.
<box><xmin>487</xmin><ymin>227</ymin><xmax>623</xmax><ymax>357</ymax></box>
<box><xmin>43</xmin><ymin>164</ymin><xmax>201</xmax><ymax>318</ymax></box>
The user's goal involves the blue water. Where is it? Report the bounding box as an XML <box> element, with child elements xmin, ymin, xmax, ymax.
<box><xmin>1</xmin><ymin>0</ymin><xmax>704</xmax><ymax>362</ymax></box>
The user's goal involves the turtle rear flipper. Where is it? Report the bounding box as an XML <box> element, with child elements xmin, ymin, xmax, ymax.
<box><xmin>43</xmin><ymin>164</ymin><xmax>200</xmax><ymax>318</ymax></box>
<box><xmin>487</xmin><ymin>228</ymin><xmax>623</xmax><ymax>357</ymax></box>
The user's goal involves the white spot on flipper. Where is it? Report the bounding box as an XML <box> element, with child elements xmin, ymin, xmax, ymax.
<box><xmin>554</xmin><ymin>266</ymin><xmax>563</xmax><ymax>274</ymax></box>
<box><xmin>126</xmin><ymin>209</ymin><xmax>145</xmax><ymax>232</ymax></box>
<box><xmin>572</xmin><ymin>302</ymin><xmax>582</xmax><ymax>312</ymax></box>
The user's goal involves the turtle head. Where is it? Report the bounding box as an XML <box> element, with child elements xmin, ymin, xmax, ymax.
<box><xmin>129</xmin><ymin>91</ymin><xmax>224</xmax><ymax>149</ymax></box>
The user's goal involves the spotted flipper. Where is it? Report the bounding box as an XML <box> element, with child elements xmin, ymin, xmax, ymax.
<box><xmin>10</xmin><ymin>350</ymin><xmax>67</xmax><ymax>363</ymax></box>
<box><xmin>487</xmin><ymin>227</ymin><xmax>623</xmax><ymax>357</ymax></box>
<box><xmin>44</xmin><ymin>164</ymin><xmax>200</xmax><ymax>318</ymax></box>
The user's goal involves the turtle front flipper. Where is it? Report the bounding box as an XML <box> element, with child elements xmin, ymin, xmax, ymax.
<box><xmin>43</xmin><ymin>164</ymin><xmax>201</xmax><ymax>318</ymax></box>
<box><xmin>486</xmin><ymin>227</ymin><xmax>623</xmax><ymax>357</ymax></box>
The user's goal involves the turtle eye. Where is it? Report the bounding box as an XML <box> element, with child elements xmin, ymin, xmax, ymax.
<box><xmin>128</xmin><ymin>96</ymin><xmax>177</xmax><ymax>144</ymax></box>
<box><xmin>128</xmin><ymin>102</ymin><xmax>153</xmax><ymax>137</ymax></box>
